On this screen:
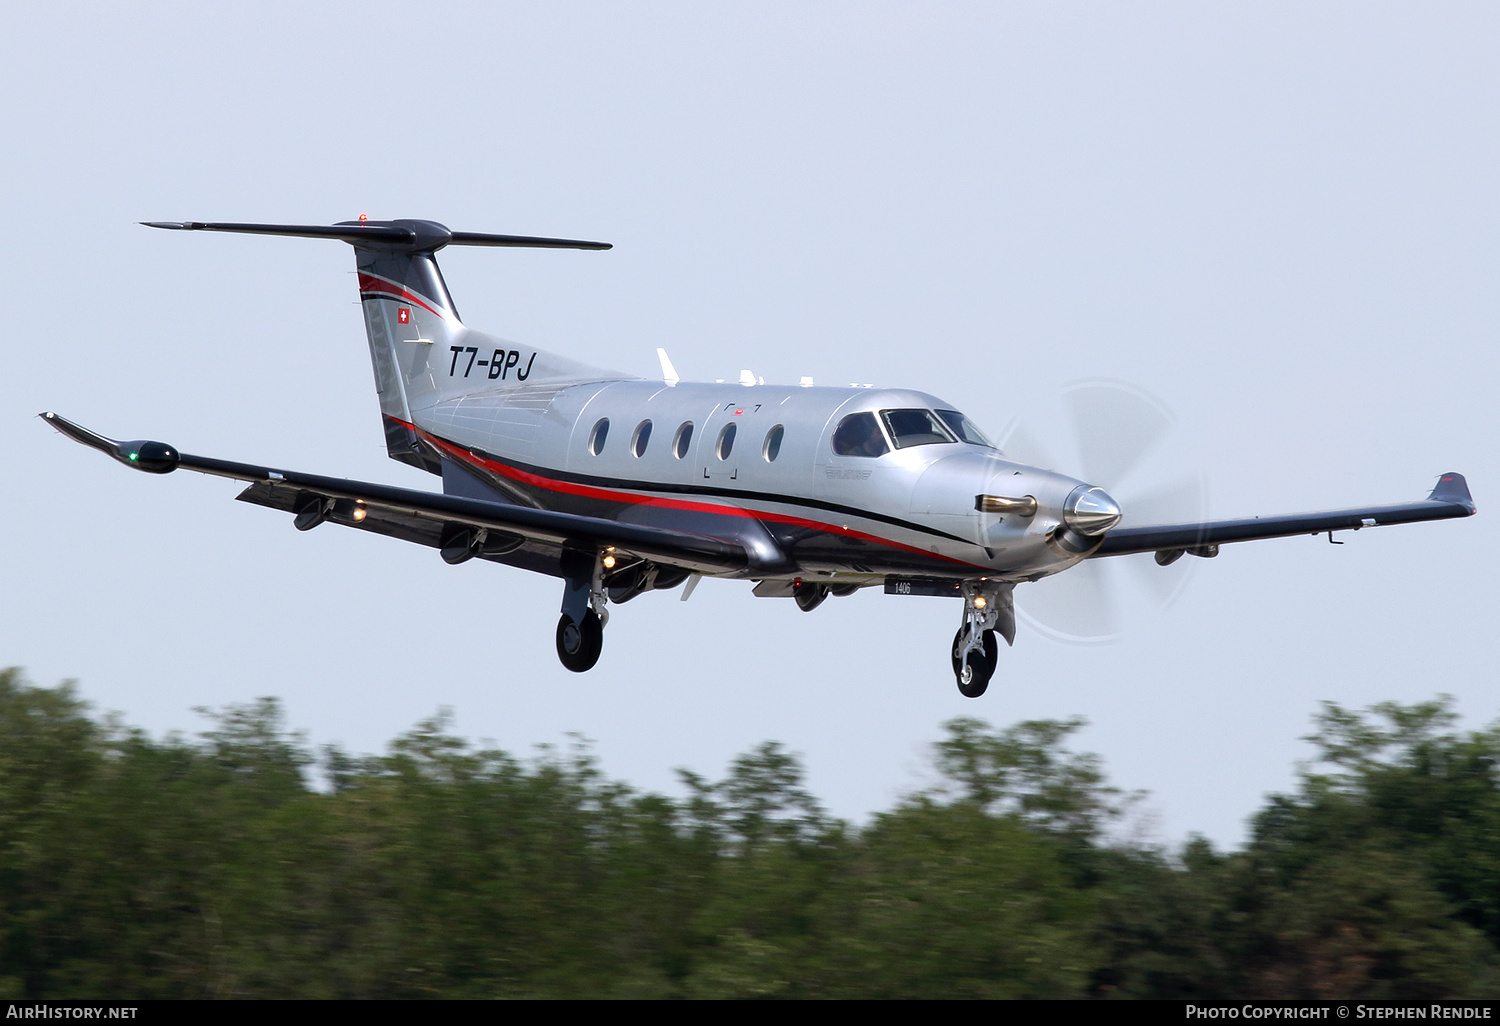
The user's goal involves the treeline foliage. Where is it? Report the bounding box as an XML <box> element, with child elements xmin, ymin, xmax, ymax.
<box><xmin>0</xmin><ymin>669</ymin><xmax>1496</xmax><ymax>998</ymax></box>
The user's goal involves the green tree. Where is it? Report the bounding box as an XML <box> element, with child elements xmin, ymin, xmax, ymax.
<box><xmin>3</xmin><ymin>667</ymin><xmax>1496</xmax><ymax>1000</ymax></box>
<box><xmin>1232</xmin><ymin>697</ymin><xmax>1500</xmax><ymax>998</ymax></box>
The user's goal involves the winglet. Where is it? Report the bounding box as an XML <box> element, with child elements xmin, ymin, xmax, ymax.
<box><xmin>40</xmin><ymin>412</ymin><xmax>180</xmax><ymax>474</ymax></box>
<box><xmin>1427</xmin><ymin>472</ymin><xmax>1476</xmax><ymax>513</ymax></box>
<box><xmin>40</xmin><ymin>411</ymin><xmax>116</xmax><ymax>455</ymax></box>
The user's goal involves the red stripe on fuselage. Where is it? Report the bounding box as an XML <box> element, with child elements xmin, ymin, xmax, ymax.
<box><xmin>357</xmin><ymin>272</ymin><xmax>445</xmax><ymax>318</ymax></box>
<box><xmin>386</xmin><ymin>415</ymin><xmax>985</xmax><ymax>571</ymax></box>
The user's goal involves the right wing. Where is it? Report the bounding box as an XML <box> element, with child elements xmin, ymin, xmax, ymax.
<box><xmin>40</xmin><ymin>412</ymin><xmax>748</xmax><ymax>575</ymax></box>
<box><xmin>1093</xmin><ymin>473</ymin><xmax>1476</xmax><ymax>558</ymax></box>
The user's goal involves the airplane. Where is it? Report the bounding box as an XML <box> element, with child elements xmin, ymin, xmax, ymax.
<box><xmin>41</xmin><ymin>218</ymin><xmax>1478</xmax><ymax>697</ymax></box>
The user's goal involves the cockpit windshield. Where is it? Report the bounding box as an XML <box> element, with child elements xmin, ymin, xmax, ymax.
<box><xmin>834</xmin><ymin>408</ymin><xmax>998</xmax><ymax>456</ymax></box>
<box><xmin>935</xmin><ymin>409</ymin><xmax>996</xmax><ymax>448</ymax></box>
<box><xmin>879</xmin><ymin>409</ymin><xmax>956</xmax><ymax>449</ymax></box>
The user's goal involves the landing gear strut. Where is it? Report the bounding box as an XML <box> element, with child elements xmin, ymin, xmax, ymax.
<box><xmin>950</xmin><ymin>580</ymin><xmax>1016</xmax><ymax>698</ymax></box>
<box><xmin>555</xmin><ymin>547</ymin><xmax>612</xmax><ymax>673</ymax></box>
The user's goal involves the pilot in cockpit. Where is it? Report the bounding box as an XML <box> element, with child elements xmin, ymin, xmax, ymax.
<box><xmin>833</xmin><ymin>412</ymin><xmax>890</xmax><ymax>458</ymax></box>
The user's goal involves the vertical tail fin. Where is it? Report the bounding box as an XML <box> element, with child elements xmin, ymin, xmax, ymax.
<box><xmin>353</xmin><ymin>245</ymin><xmax>463</xmax><ymax>471</ymax></box>
<box><xmin>143</xmin><ymin>218</ymin><xmax>618</xmax><ymax>473</ymax></box>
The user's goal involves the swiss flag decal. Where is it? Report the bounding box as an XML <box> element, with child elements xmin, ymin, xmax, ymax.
<box><xmin>397</xmin><ymin>308</ymin><xmax>411</xmax><ymax>324</ymax></box>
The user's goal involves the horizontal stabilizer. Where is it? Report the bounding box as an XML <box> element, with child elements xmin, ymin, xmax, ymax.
<box><xmin>142</xmin><ymin>221</ymin><xmax>414</xmax><ymax>243</ymax></box>
<box><xmin>142</xmin><ymin>218</ymin><xmax>611</xmax><ymax>253</ymax></box>
<box><xmin>448</xmin><ymin>231</ymin><xmax>612</xmax><ymax>250</ymax></box>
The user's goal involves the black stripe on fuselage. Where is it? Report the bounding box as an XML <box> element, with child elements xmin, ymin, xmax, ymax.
<box><xmin>449</xmin><ymin>437</ymin><xmax>976</xmax><ymax>547</ymax></box>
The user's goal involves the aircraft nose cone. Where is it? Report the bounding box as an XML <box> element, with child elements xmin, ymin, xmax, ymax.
<box><xmin>1064</xmin><ymin>485</ymin><xmax>1122</xmax><ymax>536</ymax></box>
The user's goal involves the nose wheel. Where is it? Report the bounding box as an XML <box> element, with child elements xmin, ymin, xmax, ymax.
<box><xmin>949</xmin><ymin>579</ymin><xmax>1014</xmax><ymax>698</ymax></box>
<box><xmin>556</xmin><ymin>610</ymin><xmax>604</xmax><ymax>672</ymax></box>
<box><xmin>951</xmin><ymin>626</ymin><xmax>998</xmax><ymax>698</ymax></box>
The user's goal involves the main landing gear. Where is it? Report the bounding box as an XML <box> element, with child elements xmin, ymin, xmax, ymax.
<box><xmin>555</xmin><ymin>547</ymin><xmax>612</xmax><ymax>673</ymax></box>
<box><xmin>551</xmin><ymin>551</ymin><xmax>697</xmax><ymax>672</ymax></box>
<box><xmin>556</xmin><ymin>610</ymin><xmax>604</xmax><ymax>672</ymax></box>
<box><xmin>951</xmin><ymin>580</ymin><xmax>1016</xmax><ymax>698</ymax></box>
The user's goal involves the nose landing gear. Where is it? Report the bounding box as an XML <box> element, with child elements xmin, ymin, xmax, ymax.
<box><xmin>951</xmin><ymin>627</ymin><xmax>998</xmax><ymax>698</ymax></box>
<box><xmin>950</xmin><ymin>580</ymin><xmax>1015</xmax><ymax>698</ymax></box>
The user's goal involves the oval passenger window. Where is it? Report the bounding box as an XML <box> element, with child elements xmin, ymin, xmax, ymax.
<box><xmin>672</xmin><ymin>422</ymin><xmax>693</xmax><ymax>459</ymax></box>
<box><xmin>716</xmin><ymin>423</ymin><xmax>736</xmax><ymax>461</ymax></box>
<box><xmin>632</xmin><ymin>420</ymin><xmax>652</xmax><ymax>458</ymax></box>
<box><xmin>588</xmin><ymin>418</ymin><xmax>609</xmax><ymax>455</ymax></box>
<box><xmin>763</xmin><ymin>424</ymin><xmax>784</xmax><ymax>462</ymax></box>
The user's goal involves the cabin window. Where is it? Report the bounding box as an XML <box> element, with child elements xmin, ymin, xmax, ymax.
<box><xmin>935</xmin><ymin>409</ymin><xmax>996</xmax><ymax>448</ymax></box>
<box><xmin>763</xmin><ymin>424</ymin><xmax>784</xmax><ymax>462</ymax></box>
<box><xmin>631</xmin><ymin>420</ymin><xmax>652</xmax><ymax>458</ymax></box>
<box><xmin>716</xmin><ymin>423</ymin><xmax>737</xmax><ymax>461</ymax></box>
<box><xmin>831</xmin><ymin>412</ymin><xmax>889</xmax><ymax>458</ymax></box>
<box><xmin>879</xmin><ymin>408</ymin><xmax>956</xmax><ymax>449</ymax></box>
<box><xmin>588</xmin><ymin>418</ymin><xmax>609</xmax><ymax>455</ymax></box>
<box><xmin>672</xmin><ymin>422</ymin><xmax>693</xmax><ymax>459</ymax></box>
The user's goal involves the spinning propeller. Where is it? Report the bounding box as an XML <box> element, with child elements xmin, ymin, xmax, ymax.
<box><xmin>999</xmin><ymin>380</ymin><xmax>1209</xmax><ymax>644</ymax></box>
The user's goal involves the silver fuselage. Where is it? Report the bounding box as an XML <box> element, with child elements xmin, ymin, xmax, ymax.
<box><xmin>406</xmin><ymin>375</ymin><xmax>1098</xmax><ymax>585</ymax></box>
<box><xmin>350</xmin><ymin>243</ymin><xmax>1106</xmax><ymax>586</ymax></box>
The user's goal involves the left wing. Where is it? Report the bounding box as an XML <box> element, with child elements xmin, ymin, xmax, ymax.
<box><xmin>40</xmin><ymin>412</ymin><xmax>748</xmax><ymax>574</ymax></box>
<box><xmin>1093</xmin><ymin>473</ymin><xmax>1476</xmax><ymax>559</ymax></box>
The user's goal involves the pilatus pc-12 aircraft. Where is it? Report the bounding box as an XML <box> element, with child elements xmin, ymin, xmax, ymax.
<box><xmin>42</xmin><ymin>218</ymin><xmax>1477</xmax><ymax>696</ymax></box>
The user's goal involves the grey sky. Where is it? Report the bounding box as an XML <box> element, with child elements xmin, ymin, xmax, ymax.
<box><xmin>2</xmin><ymin>3</ymin><xmax>1494</xmax><ymax>847</ymax></box>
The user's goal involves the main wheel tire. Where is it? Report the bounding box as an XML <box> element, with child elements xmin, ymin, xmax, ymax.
<box><xmin>950</xmin><ymin>626</ymin><xmax>998</xmax><ymax>698</ymax></box>
<box><xmin>555</xmin><ymin>611</ymin><xmax>604</xmax><ymax>672</ymax></box>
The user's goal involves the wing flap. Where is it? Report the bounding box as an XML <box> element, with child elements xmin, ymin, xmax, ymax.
<box><xmin>233</xmin><ymin>481</ymin><xmax>577</xmax><ymax>576</ymax></box>
<box><xmin>208</xmin><ymin>457</ymin><xmax>747</xmax><ymax>571</ymax></box>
